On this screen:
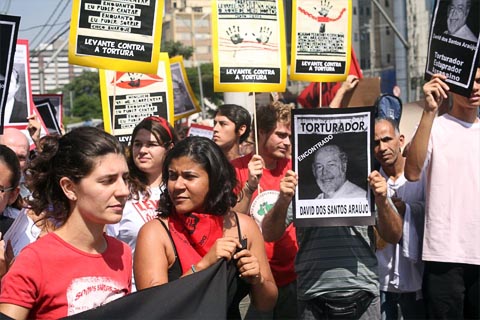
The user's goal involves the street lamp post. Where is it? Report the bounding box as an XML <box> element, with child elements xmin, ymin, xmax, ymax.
<box><xmin>190</xmin><ymin>12</ymin><xmax>209</xmax><ymax>120</ymax></box>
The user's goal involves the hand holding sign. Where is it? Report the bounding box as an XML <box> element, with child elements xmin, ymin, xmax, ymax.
<box><xmin>423</xmin><ymin>73</ymin><xmax>450</xmax><ymax>113</ymax></box>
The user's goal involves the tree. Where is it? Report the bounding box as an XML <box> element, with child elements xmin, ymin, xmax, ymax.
<box><xmin>162</xmin><ymin>41</ymin><xmax>194</xmax><ymax>60</ymax></box>
<box><xmin>59</xmin><ymin>71</ymin><xmax>101</xmax><ymax>121</ymax></box>
<box><xmin>186</xmin><ymin>63</ymin><xmax>223</xmax><ymax>106</ymax></box>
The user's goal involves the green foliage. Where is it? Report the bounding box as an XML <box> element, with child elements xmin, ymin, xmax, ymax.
<box><xmin>60</xmin><ymin>71</ymin><xmax>101</xmax><ymax>121</ymax></box>
<box><xmin>186</xmin><ymin>63</ymin><xmax>223</xmax><ymax>105</ymax></box>
<box><xmin>162</xmin><ymin>40</ymin><xmax>194</xmax><ymax>60</ymax></box>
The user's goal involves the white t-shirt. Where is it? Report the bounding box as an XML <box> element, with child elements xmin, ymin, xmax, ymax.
<box><xmin>376</xmin><ymin>170</ymin><xmax>425</xmax><ymax>293</ymax></box>
<box><xmin>422</xmin><ymin>114</ymin><xmax>480</xmax><ymax>265</ymax></box>
<box><xmin>106</xmin><ymin>187</ymin><xmax>162</xmax><ymax>291</ymax></box>
<box><xmin>107</xmin><ymin>187</ymin><xmax>162</xmax><ymax>251</ymax></box>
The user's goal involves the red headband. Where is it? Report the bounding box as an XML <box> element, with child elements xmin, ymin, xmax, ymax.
<box><xmin>144</xmin><ymin>116</ymin><xmax>173</xmax><ymax>141</ymax></box>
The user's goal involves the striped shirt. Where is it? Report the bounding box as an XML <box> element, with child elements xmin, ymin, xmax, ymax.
<box><xmin>295</xmin><ymin>225</ymin><xmax>379</xmax><ymax>300</ymax></box>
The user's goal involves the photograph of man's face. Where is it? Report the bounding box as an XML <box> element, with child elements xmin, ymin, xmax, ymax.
<box><xmin>7</xmin><ymin>67</ymin><xmax>19</xmax><ymax>102</ymax></box>
<box><xmin>171</xmin><ymin>64</ymin><xmax>194</xmax><ymax>115</ymax></box>
<box><xmin>312</xmin><ymin>145</ymin><xmax>347</xmax><ymax>195</ymax></box>
<box><xmin>447</xmin><ymin>0</ymin><xmax>470</xmax><ymax>34</ymax></box>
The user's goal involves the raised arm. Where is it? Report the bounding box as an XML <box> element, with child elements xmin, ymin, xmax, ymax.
<box><xmin>368</xmin><ymin>170</ymin><xmax>403</xmax><ymax>244</ymax></box>
<box><xmin>329</xmin><ymin>75</ymin><xmax>359</xmax><ymax>108</ymax></box>
<box><xmin>405</xmin><ymin>74</ymin><xmax>449</xmax><ymax>181</ymax></box>
<box><xmin>261</xmin><ymin>170</ymin><xmax>297</xmax><ymax>242</ymax></box>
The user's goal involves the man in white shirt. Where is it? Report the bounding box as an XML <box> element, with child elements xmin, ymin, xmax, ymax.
<box><xmin>374</xmin><ymin>117</ymin><xmax>426</xmax><ymax>320</ymax></box>
<box><xmin>405</xmin><ymin>66</ymin><xmax>480</xmax><ymax>318</ymax></box>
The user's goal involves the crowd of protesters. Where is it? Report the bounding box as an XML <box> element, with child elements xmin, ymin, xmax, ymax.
<box><xmin>0</xmin><ymin>61</ymin><xmax>478</xmax><ymax>319</ymax></box>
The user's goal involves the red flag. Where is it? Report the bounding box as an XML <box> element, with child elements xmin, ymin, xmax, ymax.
<box><xmin>297</xmin><ymin>48</ymin><xmax>363</xmax><ymax>108</ymax></box>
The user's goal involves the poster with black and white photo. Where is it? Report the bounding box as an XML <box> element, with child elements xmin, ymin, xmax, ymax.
<box><xmin>290</xmin><ymin>0</ymin><xmax>352</xmax><ymax>82</ymax></box>
<box><xmin>292</xmin><ymin>107</ymin><xmax>374</xmax><ymax>227</ymax></box>
<box><xmin>33</xmin><ymin>94</ymin><xmax>63</xmax><ymax>128</ymax></box>
<box><xmin>170</xmin><ymin>56</ymin><xmax>201</xmax><ymax>120</ymax></box>
<box><xmin>425</xmin><ymin>0</ymin><xmax>479</xmax><ymax>97</ymax></box>
<box><xmin>99</xmin><ymin>53</ymin><xmax>173</xmax><ymax>144</ymax></box>
<box><xmin>34</xmin><ymin>100</ymin><xmax>62</xmax><ymax>135</ymax></box>
<box><xmin>0</xmin><ymin>14</ymin><xmax>20</xmax><ymax>133</ymax></box>
<box><xmin>188</xmin><ymin>123</ymin><xmax>214</xmax><ymax>139</ymax></box>
<box><xmin>2</xmin><ymin>40</ymin><xmax>35</xmax><ymax>131</ymax></box>
<box><xmin>69</xmin><ymin>0</ymin><xmax>164</xmax><ymax>74</ymax></box>
<box><xmin>212</xmin><ymin>0</ymin><xmax>287</xmax><ymax>92</ymax></box>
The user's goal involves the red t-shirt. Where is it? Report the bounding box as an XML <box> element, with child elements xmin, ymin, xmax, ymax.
<box><xmin>231</xmin><ymin>153</ymin><xmax>298</xmax><ymax>287</ymax></box>
<box><xmin>0</xmin><ymin>233</ymin><xmax>132</xmax><ymax>319</ymax></box>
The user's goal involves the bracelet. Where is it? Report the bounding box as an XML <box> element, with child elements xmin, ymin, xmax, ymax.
<box><xmin>191</xmin><ymin>264</ymin><xmax>197</xmax><ymax>273</ymax></box>
<box><xmin>244</xmin><ymin>181</ymin><xmax>256</xmax><ymax>194</ymax></box>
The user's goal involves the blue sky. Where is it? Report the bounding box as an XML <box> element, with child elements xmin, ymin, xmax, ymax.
<box><xmin>4</xmin><ymin>0</ymin><xmax>72</xmax><ymax>51</ymax></box>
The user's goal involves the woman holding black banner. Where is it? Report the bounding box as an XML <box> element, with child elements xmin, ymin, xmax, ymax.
<box><xmin>134</xmin><ymin>136</ymin><xmax>277</xmax><ymax>318</ymax></box>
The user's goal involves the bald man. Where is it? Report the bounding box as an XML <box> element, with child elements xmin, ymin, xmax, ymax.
<box><xmin>0</xmin><ymin>128</ymin><xmax>30</xmax><ymax>207</ymax></box>
<box><xmin>0</xmin><ymin>128</ymin><xmax>29</xmax><ymax>171</ymax></box>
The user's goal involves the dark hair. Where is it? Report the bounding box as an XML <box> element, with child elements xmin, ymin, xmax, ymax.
<box><xmin>128</xmin><ymin>117</ymin><xmax>178</xmax><ymax>197</ymax></box>
<box><xmin>26</xmin><ymin>127</ymin><xmax>125</xmax><ymax>224</ymax></box>
<box><xmin>158</xmin><ymin>136</ymin><xmax>237</xmax><ymax>217</ymax></box>
<box><xmin>255</xmin><ymin>101</ymin><xmax>292</xmax><ymax>135</ymax></box>
<box><xmin>215</xmin><ymin>104</ymin><xmax>252</xmax><ymax>143</ymax></box>
<box><xmin>0</xmin><ymin>145</ymin><xmax>21</xmax><ymax>189</ymax></box>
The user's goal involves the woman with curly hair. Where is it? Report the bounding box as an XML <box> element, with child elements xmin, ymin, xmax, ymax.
<box><xmin>0</xmin><ymin>127</ymin><xmax>131</xmax><ymax>319</ymax></box>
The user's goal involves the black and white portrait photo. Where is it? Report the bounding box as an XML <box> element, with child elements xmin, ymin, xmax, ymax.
<box><xmin>440</xmin><ymin>0</ymin><xmax>478</xmax><ymax>42</ymax></box>
<box><xmin>0</xmin><ymin>14</ymin><xmax>20</xmax><ymax>132</ymax></box>
<box><xmin>4</xmin><ymin>64</ymin><xmax>29</xmax><ymax>124</ymax></box>
<box><xmin>292</xmin><ymin>107</ymin><xmax>374</xmax><ymax>227</ymax></box>
<box><xmin>311</xmin><ymin>144</ymin><xmax>367</xmax><ymax>200</ymax></box>
<box><xmin>426</xmin><ymin>0</ymin><xmax>479</xmax><ymax>97</ymax></box>
<box><xmin>170</xmin><ymin>61</ymin><xmax>196</xmax><ymax>117</ymax></box>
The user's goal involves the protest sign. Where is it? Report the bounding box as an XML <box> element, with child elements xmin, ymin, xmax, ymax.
<box><xmin>212</xmin><ymin>0</ymin><xmax>287</xmax><ymax>92</ymax></box>
<box><xmin>344</xmin><ymin>77</ymin><xmax>381</xmax><ymax>107</ymax></box>
<box><xmin>69</xmin><ymin>0</ymin><xmax>164</xmax><ymax>74</ymax></box>
<box><xmin>290</xmin><ymin>0</ymin><xmax>352</xmax><ymax>82</ymax></box>
<box><xmin>170</xmin><ymin>56</ymin><xmax>201</xmax><ymax>120</ymax></box>
<box><xmin>297</xmin><ymin>48</ymin><xmax>362</xmax><ymax>108</ymax></box>
<box><xmin>425</xmin><ymin>0</ymin><xmax>479</xmax><ymax>97</ymax></box>
<box><xmin>34</xmin><ymin>100</ymin><xmax>62</xmax><ymax>135</ymax></box>
<box><xmin>187</xmin><ymin>123</ymin><xmax>213</xmax><ymax>139</ymax></box>
<box><xmin>292</xmin><ymin>107</ymin><xmax>375</xmax><ymax>227</ymax></box>
<box><xmin>2</xmin><ymin>40</ymin><xmax>35</xmax><ymax>131</ymax></box>
<box><xmin>0</xmin><ymin>14</ymin><xmax>20</xmax><ymax>133</ymax></box>
<box><xmin>99</xmin><ymin>52</ymin><xmax>173</xmax><ymax>144</ymax></box>
<box><xmin>33</xmin><ymin>94</ymin><xmax>63</xmax><ymax>127</ymax></box>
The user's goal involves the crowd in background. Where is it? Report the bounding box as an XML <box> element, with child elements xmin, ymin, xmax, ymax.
<box><xmin>0</xmin><ymin>63</ymin><xmax>478</xmax><ymax>319</ymax></box>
